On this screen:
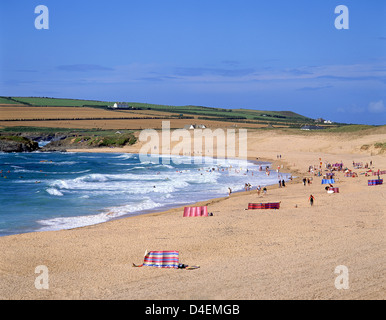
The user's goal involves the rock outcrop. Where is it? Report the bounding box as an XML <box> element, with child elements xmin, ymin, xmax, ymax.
<box><xmin>0</xmin><ymin>136</ymin><xmax>39</xmax><ymax>152</ymax></box>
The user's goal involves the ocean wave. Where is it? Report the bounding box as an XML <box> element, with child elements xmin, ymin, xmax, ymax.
<box><xmin>51</xmin><ymin>161</ymin><xmax>81</xmax><ymax>166</ymax></box>
<box><xmin>76</xmin><ymin>173</ymin><xmax>109</xmax><ymax>183</ymax></box>
<box><xmin>114</xmin><ymin>153</ymin><xmax>135</xmax><ymax>160</ymax></box>
<box><xmin>37</xmin><ymin>212</ymin><xmax>111</xmax><ymax>231</ymax></box>
<box><xmin>139</xmin><ymin>161</ymin><xmax>159</xmax><ymax>165</ymax></box>
<box><xmin>36</xmin><ymin>198</ymin><xmax>161</xmax><ymax>231</ymax></box>
<box><xmin>125</xmin><ymin>166</ymin><xmax>146</xmax><ymax>171</ymax></box>
<box><xmin>65</xmin><ymin>169</ymin><xmax>91</xmax><ymax>174</ymax></box>
<box><xmin>77</xmin><ymin>173</ymin><xmax>165</xmax><ymax>182</ymax></box>
<box><xmin>153</xmin><ymin>163</ymin><xmax>174</xmax><ymax>169</ymax></box>
<box><xmin>47</xmin><ymin>169</ymin><xmax>223</xmax><ymax>196</ymax></box>
<box><xmin>46</xmin><ymin>188</ymin><xmax>64</xmax><ymax>196</ymax></box>
<box><xmin>50</xmin><ymin>180</ymin><xmax>71</xmax><ymax>189</ymax></box>
<box><xmin>49</xmin><ymin>176</ymin><xmax>172</xmax><ymax>194</ymax></box>
<box><xmin>11</xmin><ymin>168</ymin><xmax>37</xmax><ymax>173</ymax></box>
<box><xmin>106</xmin><ymin>198</ymin><xmax>162</xmax><ymax>216</ymax></box>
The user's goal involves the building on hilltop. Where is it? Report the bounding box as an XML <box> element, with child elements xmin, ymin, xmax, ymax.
<box><xmin>183</xmin><ymin>124</ymin><xmax>207</xmax><ymax>130</ymax></box>
<box><xmin>109</xmin><ymin>102</ymin><xmax>130</xmax><ymax>109</ymax></box>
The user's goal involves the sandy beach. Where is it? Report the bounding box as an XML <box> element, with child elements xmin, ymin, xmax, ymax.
<box><xmin>0</xmin><ymin>128</ymin><xmax>385</xmax><ymax>300</ymax></box>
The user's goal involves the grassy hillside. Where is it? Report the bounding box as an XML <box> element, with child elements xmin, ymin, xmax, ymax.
<box><xmin>3</xmin><ymin>96</ymin><xmax>314</xmax><ymax>125</ymax></box>
<box><xmin>8</xmin><ymin>97</ymin><xmax>110</xmax><ymax>107</ymax></box>
<box><xmin>0</xmin><ymin>97</ymin><xmax>23</xmax><ymax>104</ymax></box>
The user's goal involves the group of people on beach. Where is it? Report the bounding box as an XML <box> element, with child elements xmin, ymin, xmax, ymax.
<box><xmin>244</xmin><ymin>183</ymin><xmax>252</xmax><ymax>191</ymax></box>
<box><xmin>352</xmin><ymin>160</ymin><xmax>373</xmax><ymax>169</ymax></box>
<box><xmin>302</xmin><ymin>177</ymin><xmax>312</xmax><ymax>186</ymax></box>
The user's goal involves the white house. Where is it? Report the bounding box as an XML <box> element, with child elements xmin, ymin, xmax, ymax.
<box><xmin>110</xmin><ymin>102</ymin><xmax>130</xmax><ymax>109</ymax></box>
<box><xmin>183</xmin><ymin>124</ymin><xmax>207</xmax><ymax>130</ymax></box>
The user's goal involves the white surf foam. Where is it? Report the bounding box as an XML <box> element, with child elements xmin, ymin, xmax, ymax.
<box><xmin>46</xmin><ymin>188</ymin><xmax>64</xmax><ymax>196</ymax></box>
<box><xmin>37</xmin><ymin>198</ymin><xmax>161</xmax><ymax>231</ymax></box>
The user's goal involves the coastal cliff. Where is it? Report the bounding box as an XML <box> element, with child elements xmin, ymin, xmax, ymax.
<box><xmin>0</xmin><ymin>131</ymin><xmax>137</xmax><ymax>152</ymax></box>
<box><xmin>0</xmin><ymin>136</ymin><xmax>39</xmax><ymax>152</ymax></box>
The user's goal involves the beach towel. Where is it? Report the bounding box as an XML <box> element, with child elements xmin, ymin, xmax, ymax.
<box><xmin>321</xmin><ymin>179</ymin><xmax>335</xmax><ymax>184</ymax></box>
<box><xmin>372</xmin><ymin>170</ymin><xmax>386</xmax><ymax>176</ymax></box>
<box><xmin>345</xmin><ymin>172</ymin><xmax>357</xmax><ymax>177</ymax></box>
<box><xmin>183</xmin><ymin>206</ymin><xmax>208</xmax><ymax>217</ymax></box>
<box><xmin>368</xmin><ymin>179</ymin><xmax>383</xmax><ymax>186</ymax></box>
<box><xmin>332</xmin><ymin>163</ymin><xmax>343</xmax><ymax>167</ymax></box>
<box><xmin>248</xmin><ymin>202</ymin><xmax>280</xmax><ymax>210</ymax></box>
<box><xmin>329</xmin><ymin>187</ymin><xmax>339</xmax><ymax>193</ymax></box>
<box><xmin>133</xmin><ymin>250</ymin><xmax>180</xmax><ymax>268</ymax></box>
<box><xmin>133</xmin><ymin>250</ymin><xmax>200</xmax><ymax>270</ymax></box>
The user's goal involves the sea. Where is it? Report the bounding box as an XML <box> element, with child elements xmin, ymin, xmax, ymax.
<box><xmin>0</xmin><ymin>151</ymin><xmax>291</xmax><ymax>237</ymax></box>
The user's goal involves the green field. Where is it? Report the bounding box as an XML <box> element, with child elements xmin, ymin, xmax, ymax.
<box><xmin>7</xmin><ymin>97</ymin><xmax>110</xmax><ymax>107</ymax></box>
<box><xmin>2</xmin><ymin>96</ymin><xmax>315</xmax><ymax>125</ymax></box>
<box><xmin>0</xmin><ymin>97</ymin><xmax>22</xmax><ymax>104</ymax></box>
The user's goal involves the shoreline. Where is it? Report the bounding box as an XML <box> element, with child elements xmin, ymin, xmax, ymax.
<box><xmin>63</xmin><ymin>150</ymin><xmax>297</xmax><ymax>234</ymax></box>
<box><xmin>0</xmin><ymin>150</ymin><xmax>292</xmax><ymax>237</ymax></box>
<box><xmin>1</xmin><ymin>130</ymin><xmax>384</xmax><ymax>300</ymax></box>
<box><xmin>106</xmin><ymin>156</ymin><xmax>294</xmax><ymax>225</ymax></box>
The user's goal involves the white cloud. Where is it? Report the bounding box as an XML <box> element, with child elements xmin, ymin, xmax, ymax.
<box><xmin>368</xmin><ymin>100</ymin><xmax>385</xmax><ymax>113</ymax></box>
<box><xmin>336</xmin><ymin>105</ymin><xmax>366</xmax><ymax>114</ymax></box>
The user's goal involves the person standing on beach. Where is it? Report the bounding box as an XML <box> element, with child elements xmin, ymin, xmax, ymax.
<box><xmin>257</xmin><ymin>185</ymin><xmax>261</xmax><ymax>195</ymax></box>
<box><xmin>228</xmin><ymin>187</ymin><xmax>232</xmax><ymax>196</ymax></box>
<box><xmin>309</xmin><ymin>194</ymin><xmax>315</xmax><ymax>206</ymax></box>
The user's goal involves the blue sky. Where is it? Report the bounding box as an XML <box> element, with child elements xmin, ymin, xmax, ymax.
<box><xmin>1</xmin><ymin>0</ymin><xmax>385</xmax><ymax>125</ymax></box>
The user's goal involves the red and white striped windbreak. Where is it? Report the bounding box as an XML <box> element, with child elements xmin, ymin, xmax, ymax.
<box><xmin>143</xmin><ymin>251</ymin><xmax>179</xmax><ymax>268</ymax></box>
<box><xmin>368</xmin><ymin>179</ymin><xmax>383</xmax><ymax>186</ymax></box>
<box><xmin>372</xmin><ymin>170</ymin><xmax>386</xmax><ymax>175</ymax></box>
<box><xmin>183</xmin><ymin>206</ymin><xmax>208</xmax><ymax>217</ymax></box>
<box><xmin>248</xmin><ymin>202</ymin><xmax>280</xmax><ymax>209</ymax></box>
